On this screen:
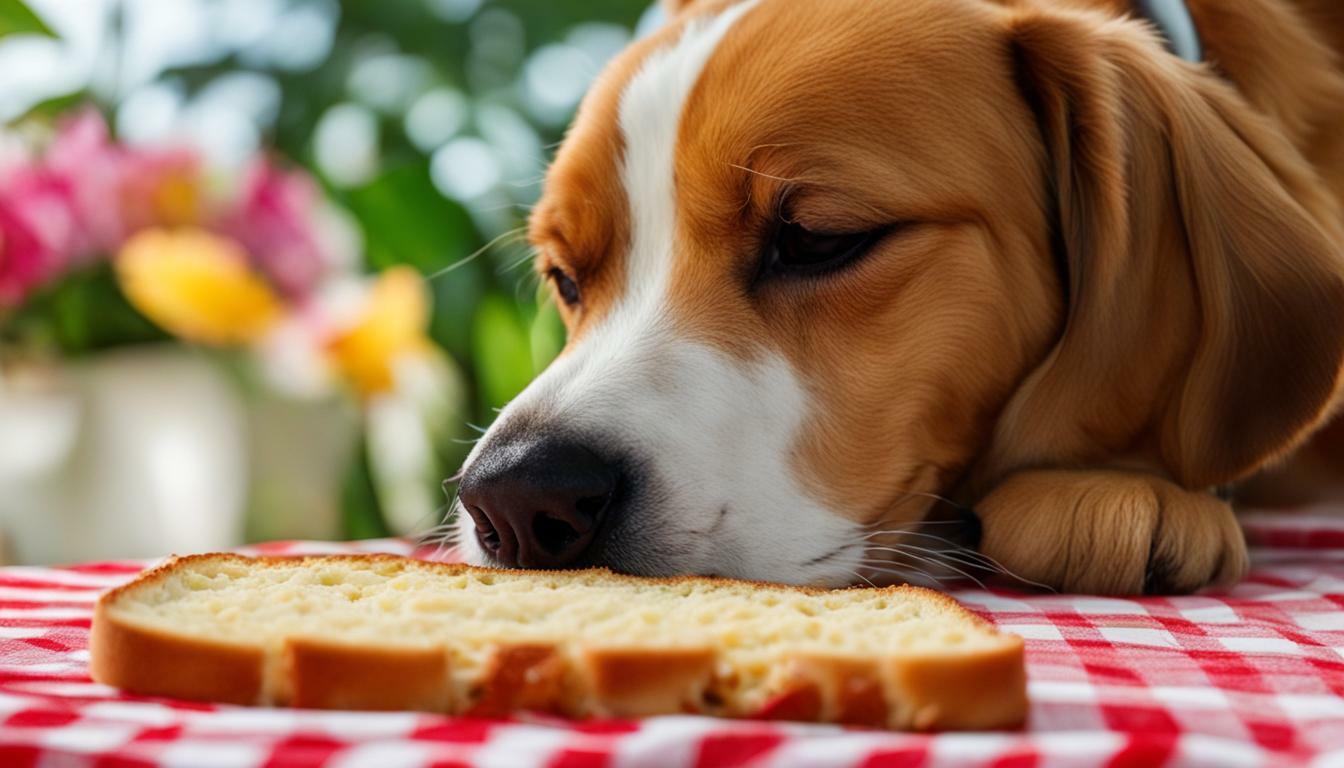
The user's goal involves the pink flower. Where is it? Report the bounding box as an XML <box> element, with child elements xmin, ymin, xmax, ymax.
<box><xmin>45</xmin><ymin>110</ymin><xmax>202</xmax><ymax>253</ymax></box>
<box><xmin>1</xmin><ymin>109</ymin><xmax>339</xmax><ymax>309</ymax></box>
<box><xmin>0</xmin><ymin>195</ymin><xmax>51</xmax><ymax>307</ymax></box>
<box><xmin>221</xmin><ymin>160</ymin><xmax>328</xmax><ymax>300</ymax></box>
<box><xmin>0</xmin><ymin>164</ymin><xmax>80</xmax><ymax>307</ymax></box>
<box><xmin>43</xmin><ymin>110</ymin><xmax>128</xmax><ymax>253</ymax></box>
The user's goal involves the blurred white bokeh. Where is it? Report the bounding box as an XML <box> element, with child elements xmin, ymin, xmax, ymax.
<box><xmin>1</xmin><ymin>0</ymin><xmax>649</xmax><ymax>235</ymax></box>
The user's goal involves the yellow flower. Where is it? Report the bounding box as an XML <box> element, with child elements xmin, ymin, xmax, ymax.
<box><xmin>116</xmin><ymin>228</ymin><xmax>282</xmax><ymax>346</ymax></box>
<box><xmin>328</xmin><ymin>267</ymin><xmax>433</xmax><ymax>397</ymax></box>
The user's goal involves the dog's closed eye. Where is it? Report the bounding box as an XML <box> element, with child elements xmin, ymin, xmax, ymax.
<box><xmin>761</xmin><ymin>220</ymin><xmax>891</xmax><ymax>280</ymax></box>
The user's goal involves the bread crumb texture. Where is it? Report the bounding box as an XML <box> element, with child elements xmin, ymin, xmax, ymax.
<box><xmin>91</xmin><ymin>555</ymin><xmax>1027</xmax><ymax>730</ymax></box>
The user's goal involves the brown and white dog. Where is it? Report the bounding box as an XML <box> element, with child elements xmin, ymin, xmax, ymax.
<box><xmin>451</xmin><ymin>0</ymin><xmax>1344</xmax><ymax>595</ymax></box>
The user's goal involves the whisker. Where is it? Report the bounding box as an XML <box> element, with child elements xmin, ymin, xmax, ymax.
<box><xmin>472</xmin><ymin>200</ymin><xmax>531</xmax><ymax>214</ymax></box>
<box><xmin>512</xmin><ymin>270</ymin><xmax>534</xmax><ymax>307</ymax></box>
<box><xmin>507</xmin><ymin>175</ymin><xmax>547</xmax><ymax>189</ymax></box>
<box><xmin>863</xmin><ymin>546</ymin><xmax>987</xmax><ymax>589</ymax></box>
<box><xmin>425</xmin><ymin>227</ymin><xmax>528</xmax><ymax>282</ymax></box>
<box><xmin>872</xmin><ymin>532</ymin><xmax>1055</xmax><ymax>592</ymax></box>
<box><xmin>417</xmin><ymin>528</ymin><xmax>455</xmax><ymax>542</ymax></box>
<box><xmin>865</xmin><ymin>546</ymin><xmax>983</xmax><ymax>589</ymax></box>
<box><xmin>872</xmin><ymin>543</ymin><xmax>1003</xmax><ymax>577</ymax></box>
<box><xmin>744</xmin><ymin>141</ymin><xmax>804</xmax><ymax>153</ymax></box>
<box><xmin>409</xmin><ymin>504</ymin><xmax>457</xmax><ymax>546</ymax></box>
<box><xmin>861</xmin><ymin>539</ymin><xmax>1055</xmax><ymax>592</ymax></box>
<box><xmin>727</xmin><ymin>162</ymin><xmax>805</xmax><ymax>184</ymax></box>
<box><xmin>404</xmin><ymin>500</ymin><xmax>455</xmax><ymax>537</ymax></box>
<box><xmin>959</xmin><ymin>555</ymin><xmax>1055</xmax><ymax>593</ymax></box>
<box><xmin>860</xmin><ymin>489</ymin><xmax>967</xmax><ymax>519</ymax></box>
<box><xmin>850</xmin><ymin>571</ymin><xmax>879</xmax><ymax>588</ymax></box>
<box><xmin>422</xmin><ymin>491</ymin><xmax>465</xmax><ymax>561</ymax></box>
<box><xmin>418</xmin><ymin>510</ymin><xmax>457</xmax><ymax>532</ymax></box>
<box><xmin>859</xmin><ymin>522</ymin><xmax>971</xmax><ymax>538</ymax></box>
<box><xmin>856</xmin><ymin>561</ymin><xmax>953</xmax><ymax>587</ymax></box>
<box><xmin>503</xmin><ymin>246</ymin><xmax>541</xmax><ymax>275</ymax></box>
<box><xmin>863</xmin><ymin>530</ymin><xmax>982</xmax><ymax>551</ymax></box>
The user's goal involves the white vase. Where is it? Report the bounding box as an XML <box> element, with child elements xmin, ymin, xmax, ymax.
<box><xmin>243</xmin><ymin>385</ymin><xmax>359</xmax><ymax>543</ymax></box>
<box><xmin>0</xmin><ymin>345</ymin><xmax>249</xmax><ymax>564</ymax></box>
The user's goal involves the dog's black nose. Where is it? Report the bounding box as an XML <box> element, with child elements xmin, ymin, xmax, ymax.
<box><xmin>457</xmin><ymin>438</ymin><xmax>617</xmax><ymax>568</ymax></box>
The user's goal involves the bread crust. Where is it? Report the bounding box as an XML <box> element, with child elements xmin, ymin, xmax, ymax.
<box><xmin>90</xmin><ymin>553</ymin><xmax>1028</xmax><ymax>729</ymax></box>
<box><xmin>90</xmin><ymin>599</ymin><xmax>265</xmax><ymax>706</ymax></box>
<box><xmin>286</xmin><ymin>639</ymin><xmax>451</xmax><ymax>711</ymax></box>
<box><xmin>750</xmin><ymin>641</ymin><xmax>1028</xmax><ymax>731</ymax></box>
<box><xmin>887</xmin><ymin>639</ymin><xmax>1028</xmax><ymax>730</ymax></box>
<box><xmin>580</xmin><ymin>647</ymin><xmax>717</xmax><ymax>717</ymax></box>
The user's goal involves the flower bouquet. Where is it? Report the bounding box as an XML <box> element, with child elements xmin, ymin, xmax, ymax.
<box><xmin>0</xmin><ymin>111</ymin><xmax>461</xmax><ymax>564</ymax></box>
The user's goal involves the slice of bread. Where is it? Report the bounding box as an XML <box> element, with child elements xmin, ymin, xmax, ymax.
<box><xmin>90</xmin><ymin>554</ymin><xmax>1026</xmax><ymax>730</ymax></box>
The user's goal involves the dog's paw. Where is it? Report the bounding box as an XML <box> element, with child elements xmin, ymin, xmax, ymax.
<box><xmin>974</xmin><ymin>470</ymin><xmax>1248</xmax><ymax>595</ymax></box>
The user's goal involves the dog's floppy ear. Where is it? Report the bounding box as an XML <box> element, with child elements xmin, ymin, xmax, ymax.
<box><xmin>996</xmin><ymin>11</ymin><xmax>1344</xmax><ymax>489</ymax></box>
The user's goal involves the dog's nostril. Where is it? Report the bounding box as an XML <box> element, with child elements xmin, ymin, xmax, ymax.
<box><xmin>468</xmin><ymin>506</ymin><xmax>502</xmax><ymax>553</ymax></box>
<box><xmin>456</xmin><ymin>439</ymin><xmax>620</xmax><ymax>568</ymax></box>
<box><xmin>478</xmin><ymin>526</ymin><xmax>502</xmax><ymax>552</ymax></box>
<box><xmin>532</xmin><ymin>513</ymin><xmax>582</xmax><ymax>556</ymax></box>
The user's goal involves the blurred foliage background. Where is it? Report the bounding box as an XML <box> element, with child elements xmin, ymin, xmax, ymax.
<box><xmin>0</xmin><ymin>0</ymin><xmax>658</xmax><ymax>548</ymax></box>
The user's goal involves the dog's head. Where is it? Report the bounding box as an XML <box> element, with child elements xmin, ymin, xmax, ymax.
<box><xmin>452</xmin><ymin>0</ymin><xmax>1344</xmax><ymax>585</ymax></box>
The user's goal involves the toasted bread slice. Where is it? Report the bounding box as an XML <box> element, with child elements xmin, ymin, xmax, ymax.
<box><xmin>90</xmin><ymin>554</ymin><xmax>1026</xmax><ymax>729</ymax></box>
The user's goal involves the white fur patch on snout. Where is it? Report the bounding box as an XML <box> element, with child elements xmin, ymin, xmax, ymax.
<box><xmin>455</xmin><ymin>0</ymin><xmax>865</xmax><ymax>585</ymax></box>
<box><xmin>458</xmin><ymin>330</ymin><xmax>862</xmax><ymax>585</ymax></box>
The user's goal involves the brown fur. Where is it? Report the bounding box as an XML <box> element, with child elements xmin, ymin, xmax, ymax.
<box><xmin>531</xmin><ymin>0</ymin><xmax>1344</xmax><ymax>595</ymax></box>
<box><xmin>970</xmin><ymin>0</ymin><xmax>1344</xmax><ymax>593</ymax></box>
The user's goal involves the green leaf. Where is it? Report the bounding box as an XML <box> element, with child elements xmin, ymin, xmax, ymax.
<box><xmin>13</xmin><ymin>89</ymin><xmax>87</xmax><ymax>123</ymax></box>
<box><xmin>470</xmin><ymin>292</ymin><xmax>536</xmax><ymax>412</ymax></box>
<box><xmin>0</xmin><ymin>0</ymin><xmax>54</xmax><ymax>38</ymax></box>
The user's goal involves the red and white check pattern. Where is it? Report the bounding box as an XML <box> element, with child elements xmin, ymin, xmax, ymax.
<box><xmin>1</xmin><ymin>514</ymin><xmax>1342</xmax><ymax>768</ymax></box>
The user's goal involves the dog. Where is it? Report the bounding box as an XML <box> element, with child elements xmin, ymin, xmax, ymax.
<box><xmin>450</xmin><ymin>0</ymin><xmax>1344</xmax><ymax>595</ymax></box>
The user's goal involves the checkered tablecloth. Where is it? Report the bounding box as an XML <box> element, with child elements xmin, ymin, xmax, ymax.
<box><xmin>1</xmin><ymin>513</ymin><xmax>1342</xmax><ymax>767</ymax></box>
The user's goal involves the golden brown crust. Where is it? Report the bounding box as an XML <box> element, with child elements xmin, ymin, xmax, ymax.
<box><xmin>579</xmin><ymin>647</ymin><xmax>717</xmax><ymax>717</ymax></box>
<box><xmin>887</xmin><ymin>636</ymin><xmax>1028</xmax><ymax>730</ymax></box>
<box><xmin>285</xmin><ymin>639</ymin><xmax>450</xmax><ymax>711</ymax></box>
<box><xmin>90</xmin><ymin>553</ymin><xmax>1029</xmax><ymax>730</ymax></box>
<box><xmin>755</xmin><ymin>645</ymin><xmax>1029</xmax><ymax>730</ymax></box>
<box><xmin>90</xmin><ymin>600</ymin><xmax>265</xmax><ymax>706</ymax></box>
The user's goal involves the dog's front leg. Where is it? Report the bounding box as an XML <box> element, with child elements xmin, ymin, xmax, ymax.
<box><xmin>973</xmin><ymin>470</ymin><xmax>1248</xmax><ymax>595</ymax></box>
